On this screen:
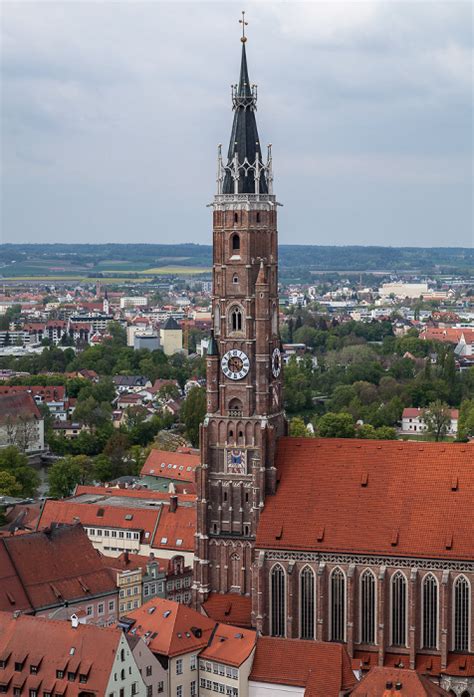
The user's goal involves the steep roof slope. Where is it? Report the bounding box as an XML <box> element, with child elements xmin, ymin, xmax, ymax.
<box><xmin>257</xmin><ymin>438</ymin><xmax>474</xmax><ymax>560</ymax></box>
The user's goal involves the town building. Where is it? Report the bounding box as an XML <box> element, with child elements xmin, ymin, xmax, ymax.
<box><xmin>248</xmin><ymin>637</ymin><xmax>355</xmax><ymax>697</ymax></box>
<box><xmin>0</xmin><ymin>524</ymin><xmax>117</xmax><ymax>624</ymax></box>
<box><xmin>160</xmin><ymin>316</ymin><xmax>183</xmax><ymax>356</ymax></box>
<box><xmin>401</xmin><ymin>407</ymin><xmax>459</xmax><ymax>437</ymax></box>
<box><xmin>349</xmin><ymin>666</ymin><xmax>450</xmax><ymax>696</ymax></box>
<box><xmin>0</xmin><ymin>392</ymin><xmax>45</xmax><ymax>453</ymax></box>
<box><xmin>140</xmin><ymin>448</ymin><xmax>199</xmax><ymax>492</ymax></box>
<box><xmin>0</xmin><ymin>611</ymin><xmax>147</xmax><ymax>696</ymax></box>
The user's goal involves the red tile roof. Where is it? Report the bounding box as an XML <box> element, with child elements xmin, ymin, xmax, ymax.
<box><xmin>402</xmin><ymin>407</ymin><xmax>458</xmax><ymax>419</ymax></box>
<box><xmin>249</xmin><ymin>637</ymin><xmax>356</xmax><ymax>697</ymax></box>
<box><xmin>420</xmin><ymin>327</ymin><xmax>474</xmax><ymax>344</ymax></box>
<box><xmin>141</xmin><ymin>449</ymin><xmax>199</xmax><ymax>481</ymax></box>
<box><xmin>350</xmin><ymin>666</ymin><xmax>449</xmax><ymax>696</ymax></box>
<box><xmin>0</xmin><ymin>392</ymin><xmax>41</xmax><ymax>423</ymax></box>
<box><xmin>150</xmin><ymin>504</ymin><xmax>195</xmax><ymax>552</ymax></box>
<box><xmin>256</xmin><ymin>438</ymin><xmax>474</xmax><ymax>560</ymax></box>
<box><xmin>0</xmin><ymin>612</ymin><xmax>122</xmax><ymax>696</ymax></box>
<box><xmin>200</xmin><ymin>622</ymin><xmax>256</xmax><ymax>667</ymax></box>
<box><xmin>0</xmin><ymin>544</ymin><xmax>32</xmax><ymax>613</ymax></box>
<box><xmin>38</xmin><ymin>500</ymin><xmax>159</xmax><ymax>542</ymax></box>
<box><xmin>125</xmin><ymin>597</ymin><xmax>215</xmax><ymax>657</ymax></box>
<box><xmin>73</xmin><ymin>484</ymin><xmax>196</xmax><ymax>504</ymax></box>
<box><xmin>1</xmin><ymin>525</ymin><xmax>116</xmax><ymax>611</ymax></box>
<box><xmin>0</xmin><ymin>385</ymin><xmax>65</xmax><ymax>402</ymax></box>
<box><xmin>202</xmin><ymin>593</ymin><xmax>252</xmax><ymax>628</ymax></box>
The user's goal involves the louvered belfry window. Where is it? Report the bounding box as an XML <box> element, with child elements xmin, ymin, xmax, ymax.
<box><xmin>391</xmin><ymin>571</ymin><xmax>407</xmax><ymax>647</ymax></box>
<box><xmin>270</xmin><ymin>564</ymin><xmax>285</xmax><ymax>637</ymax></box>
<box><xmin>360</xmin><ymin>570</ymin><xmax>376</xmax><ymax>644</ymax></box>
<box><xmin>300</xmin><ymin>566</ymin><xmax>315</xmax><ymax>640</ymax></box>
<box><xmin>454</xmin><ymin>575</ymin><xmax>470</xmax><ymax>651</ymax></box>
<box><xmin>330</xmin><ymin>568</ymin><xmax>345</xmax><ymax>642</ymax></box>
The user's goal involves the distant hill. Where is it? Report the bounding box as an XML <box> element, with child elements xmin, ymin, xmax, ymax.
<box><xmin>0</xmin><ymin>243</ymin><xmax>472</xmax><ymax>281</ymax></box>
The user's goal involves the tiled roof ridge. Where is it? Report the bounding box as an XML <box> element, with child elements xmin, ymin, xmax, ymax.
<box><xmin>0</xmin><ymin>609</ymin><xmax>120</xmax><ymax>635</ymax></box>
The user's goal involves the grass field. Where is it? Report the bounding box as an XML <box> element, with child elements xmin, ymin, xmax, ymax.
<box><xmin>140</xmin><ymin>266</ymin><xmax>210</xmax><ymax>275</ymax></box>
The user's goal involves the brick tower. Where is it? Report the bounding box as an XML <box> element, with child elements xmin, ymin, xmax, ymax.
<box><xmin>193</xmin><ymin>29</ymin><xmax>286</xmax><ymax>611</ymax></box>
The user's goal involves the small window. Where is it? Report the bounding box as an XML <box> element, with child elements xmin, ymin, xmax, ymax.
<box><xmin>234</xmin><ymin>213</ymin><xmax>238</xmax><ymax>224</ymax></box>
<box><xmin>256</xmin><ymin>212</ymin><xmax>260</xmax><ymax>223</ymax></box>
<box><xmin>230</xmin><ymin>306</ymin><xmax>243</xmax><ymax>332</ymax></box>
<box><xmin>232</xmin><ymin>274</ymin><xmax>239</xmax><ymax>284</ymax></box>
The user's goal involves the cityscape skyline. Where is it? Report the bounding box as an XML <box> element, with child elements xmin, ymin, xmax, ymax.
<box><xmin>2</xmin><ymin>2</ymin><xmax>472</xmax><ymax>247</ymax></box>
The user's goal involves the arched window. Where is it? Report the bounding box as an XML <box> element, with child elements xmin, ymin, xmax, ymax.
<box><xmin>256</xmin><ymin>212</ymin><xmax>260</xmax><ymax>223</ymax></box>
<box><xmin>422</xmin><ymin>574</ymin><xmax>438</xmax><ymax>649</ymax></box>
<box><xmin>360</xmin><ymin>569</ymin><xmax>376</xmax><ymax>644</ymax></box>
<box><xmin>229</xmin><ymin>398</ymin><xmax>243</xmax><ymax>417</ymax></box>
<box><xmin>453</xmin><ymin>575</ymin><xmax>470</xmax><ymax>652</ymax></box>
<box><xmin>272</xmin><ymin>304</ymin><xmax>278</xmax><ymax>336</ymax></box>
<box><xmin>234</xmin><ymin>213</ymin><xmax>239</xmax><ymax>224</ymax></box>
<box><xmin>214</xmin><ymin>304</ymin><xmax>220</xmax><ymax>335</ymax></box>
<box><xmin>270</xmin><ymin>564</ymin><xmax>285</xmax><ymax>637</ymax></box>
<box><xmin>231</xmin><ymin>233</ymin><xmax>240</xmax><ymax>251</ymax></box>
<box><xmin>330</xmin><ymin>567</ymin><xmax>345</xmax><ymax>642</ymax></box>
<box><xmin>232</xmin><ymin>274</ymin><xmax>239</xmax><ymax>284</ymax></box>
<box><xmin>391</xmin><ymin>572</ymin><xmax>407</xmax><ymax>647</ymax></box>
<box><xmin>300</xmin><ymin>566</ymin><xmax>315</xmax><ymax>640</ymax></box>
<box><xmin>230</xmin><ymin>306</ymin><xmax>243</xmax><ymax>332</ymax></box>
<box><xmin>230</xmin><ymin>553</ymin><xmax>240</xmax><ymax>590</ymax></box>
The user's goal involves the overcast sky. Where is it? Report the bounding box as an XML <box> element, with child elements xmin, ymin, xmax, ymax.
<box><xmin>1</xmin><ymin>1</ymin><xmax>472</xmax><ymax>247</ymax></box>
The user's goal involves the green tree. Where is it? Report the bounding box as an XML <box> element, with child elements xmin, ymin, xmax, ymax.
<box><xmin>74</xmin><ymin>396</ymin><xmax>112</xmax><ymax>428</ymax></box>
<box><xmin>0</xmin><ymin>446</ymin><xmax>39</xmax><ymax>497</ymax></box>
<box><xmin>289</xmin><ymin>417</ymin><xmax>311</xmax><ymax>438</ymax></box>
<box><xmin>92</xmin><ymin>454</ymin><xmax>115</xmax><ymax>483</ymax></box>
<box><xmin>357</xmin><ymin>424</ymin><xmax>377</xmax><ymax>439</ymax></box>
<box><xmin>422</xmin><ymin>400</ymin><xmax>452</xmax><ymax>442</ymax></box>
<box><xmin>457</xmin><ymin>399</ymin><xmax>474</xmax><ymax>441</ymax></box>
<box><xmin>283</xmin><ymin>356</ymin><xmax>313</xmax><ymax>414</ymax></box>
<box><xmin>374</xmin><ymin>426</ymin><xmax>397</xmax><ymax>440</ymax></box>
<box><xmin>180</xmin><ymin>386</ymin><xmax>206</xmax><ymax>447</ymax></box>
<box><xmin>103</xmin><ymin>432</ymin><xmax>131</xmax><ymax>474</ymax></box>
<box><xmin>0</xmin><ymin>471</ymin><xmax>22</xmax><ymax>496</ymax></box>
<box><xmin>48</xmin><ymin>457</ymin><xmax>84</xmax><ymax>498</ymax></box>
<box><xmin>317</xmin><ymin>412</ymin><xmax>355</xmax><ymax>438</ymax></box>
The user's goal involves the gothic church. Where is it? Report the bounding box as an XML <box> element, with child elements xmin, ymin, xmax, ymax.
<box><xmin>193</xmin><ymin>32</ymin><xmax>474</xmax><ymax>697</ymax></box>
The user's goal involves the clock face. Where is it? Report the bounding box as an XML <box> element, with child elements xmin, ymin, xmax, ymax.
<box><xmin>221</xmin><ymin>349</ymin><xmax>250</xmax><ymax>381</ymax></box>
<box><xmin>272</xmin><ymin>347</ymin><xmax>282</xmax><ymax>378</ymax></box>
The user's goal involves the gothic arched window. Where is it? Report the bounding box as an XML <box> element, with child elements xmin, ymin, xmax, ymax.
<box><xmin>231</xmin><ymin>233</ymin><xmax>240</xmax><ymax>251</ymax></box>
<box><xmin>453</xmin><ymin>575</ymin><xmax>470</xmax><ymax>652</ymax></box>
<box><xmin>422</xmin><ymin>574</ymin><xmax>438</xmax><ymax>650</ymax></box>
<box><xmin>330</xmin><ymin>567</ymin><xmax>346</xmax><ymax>642</ymax></box>
<box><xmin>230</xmin><ymin>553</ymin><xmax>240</xmax><ymax>590</ymax></box>
<box><xmin>300</xmin><ymin>566</ymin><xmax>315</xmax><ymax>640</ymax></box>
<box><xmin>230</xmin><ymin>306</ymin><xmax>243</xmax><ymax>333</ymax></box>
<box><xmin>391</xmin><ymin>571</ymin><xmax>407</xmax><ymax>647</ymax></box>
<box><xmin>214</xmin><ymin>304</ymin><xmax>220</xmax><ymax>335</ymax></box>
<box><xmin>270</xmin><ymin>564</ymin><xmax>285</xmax><ymax>637</ymax></box>
<box><xmin>360</xmin><ymin>569</ymin><xmax>376</xmax><ymax>645</ymax></box>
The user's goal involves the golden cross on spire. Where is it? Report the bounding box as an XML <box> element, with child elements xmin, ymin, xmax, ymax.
<box><xmin>239</xmin><ymin>10</ymin><xmax>248</xmax><ymax>43</ymax></box>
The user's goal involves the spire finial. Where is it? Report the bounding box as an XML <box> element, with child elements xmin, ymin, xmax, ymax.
<box><xmin>239</xmin><ymin>10</ymin><xmax>248</xmax><ymax>43</ymax></box>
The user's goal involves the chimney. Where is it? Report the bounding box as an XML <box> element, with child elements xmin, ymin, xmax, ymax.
<box><xmin>123</xmin><ymin>551</ymin><xmax>129</xmax><ymax>564</ymax></box>
<box><xmin>170</xmin><ymin>495</ymin><xmax>178</xmax><ymax>513</ymax></box>
<box><xmin>71</xmin><ymin>614</ymin><xmax>79</xmax><ymax>629</ymax></box>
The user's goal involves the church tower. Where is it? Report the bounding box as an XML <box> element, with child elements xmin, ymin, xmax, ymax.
<box><xmin>194</xmin><ymin>24</ymin><xmax>285</xmax><ymax>609</ymax></box>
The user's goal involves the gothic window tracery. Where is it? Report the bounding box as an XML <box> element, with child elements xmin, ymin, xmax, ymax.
<box><xmin>229</xmin><ymin>305</ymin><xmax>243</xmax><ymax>333</ymax></box>
<box><xmin>300</xmin><ymin>566</ymin><xmax>315</xmax><ymax>640</ymax></box>
<box><xmin>391</xmin><ymin>571</ymin><xmax>407</xmax><ymax>647</ymax></box>
<box><xmin>422</xmin><ymin>573</ymin><xmax>438</xmax><ymax>650</ymax></box>
<box><xmin>270</xmin><ymin>564</ymin><xmax>285</xmax><ymax>637</ymax></box>
<box><xmin>453</xmin><ymin>575</ymin><xmax>470</xmax><ymax>651</ymax></box>
<box><xmin>360</xmin><ymin>569</ymin><xmax>376</xmax><ymax>644</ymax></box>
<box><xmin>330</xmin><ymin>567</ymin><xmax>346</xmax><ymax>642</ymax></box>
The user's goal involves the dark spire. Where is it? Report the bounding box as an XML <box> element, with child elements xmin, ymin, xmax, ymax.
<box><xmin>222</xmin><ymin>41</ymin><xmax>268</xmax><ymax>195</ymax></box>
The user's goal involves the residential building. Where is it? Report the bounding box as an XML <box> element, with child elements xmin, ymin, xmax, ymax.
<box><xmin>160</xmin><ymin>316</ymin><xmax>183</xmax><ymax>356</ymax></box>
<box><xmin>0</xmin><ymin>392</ymin><xmax>45</xmax><ymax>453</ymax></box>
<box><xmin>113</xmin><ymin>375</ymin><xmax>153</xmax><ymax>393</ymax></box>
<box><xmin>0</xmin><ymin>524</ymin><xmax>117</xmax><ymax>624</ymax></box>
<box><xmin>38</xmin><ymin>496</ymin><xmax>196</xmax><ymax>563</ymax></box>
<box><xmin>51</xmin><ymin>420</ymin><xmax>91</xmax><ymax>439</ymax></box>
<box><xmin>199</xmin><ymin>623</ymin><xmax>256</xmax><ymax>697</ymax></box>
<box><xmin>120</xmin><ymin>598</ymin><xmax>215</xmax><ymax>697</ymax></box>
<box><xmin>140</xmin><ymin>449</ymin><xmax>199</xmax><ymax>492</ymax></box>
<box><xmin>379</xmin><ymin>282</ymin><xmax>429</xmax><ymax>299</ymax></box>
<box><xmin>120</xmin><ymin>296</ymin><xmax>149</xmax><ymax>309</ymax></box>
<box><xmin>0</xmin><ymin>611</ymin><xmax>147</xmax><ymax>696</ymax></box>
<box><xmin>401</xmin><ymin>407</ymin><xmax>459</xmax><ymax>436</ymax></box>
<box><xmin>248</xmin><ymin>637</ymin><xmax>355</xmax><ymax>697</ymax></box>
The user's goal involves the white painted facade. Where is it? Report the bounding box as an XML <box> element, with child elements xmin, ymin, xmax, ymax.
<box><xmin>248</xmin><ymin>681</ymin><xmax>304</xmax><ymax>697</ymax></box>
<box><xmin>104</xmin><ymin>632</ymin><xmax>148</xmax><ymax>696</ymax></box>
